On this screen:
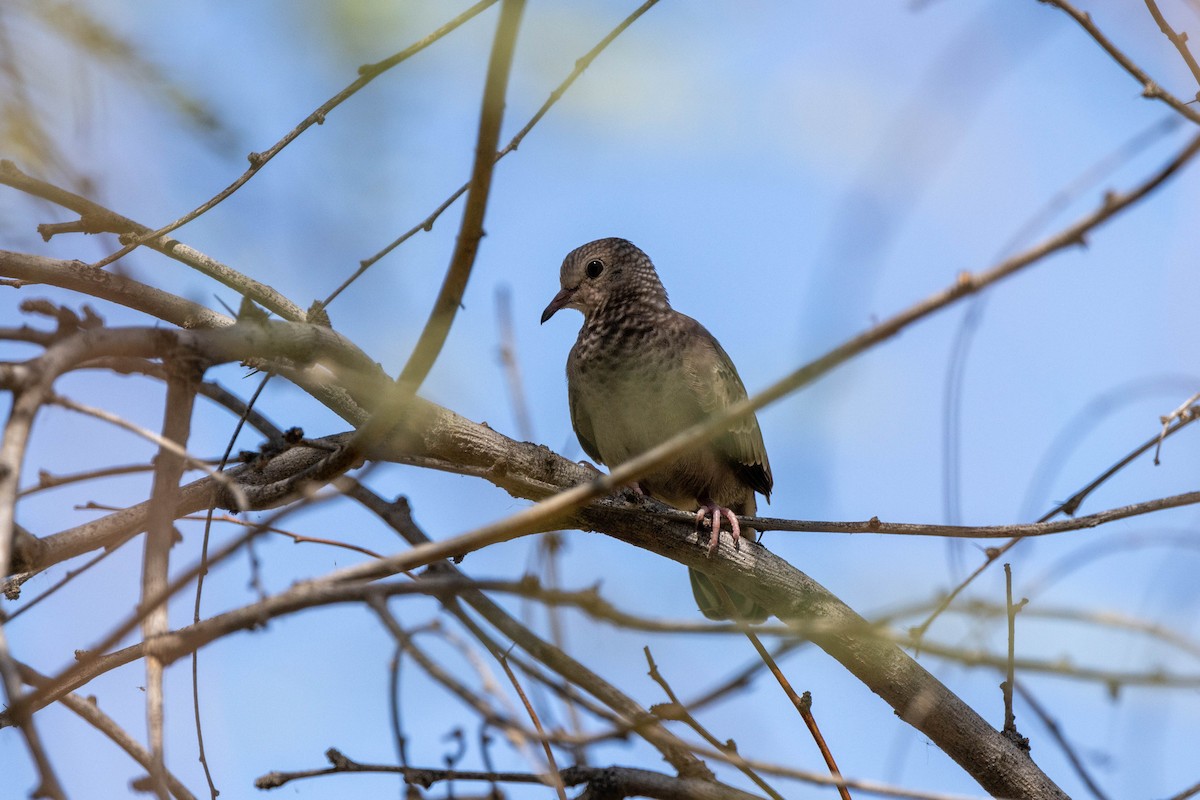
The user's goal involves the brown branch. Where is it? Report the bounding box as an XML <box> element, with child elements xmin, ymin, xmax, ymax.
<box><xmin>1144</xmin><ymin>0</ymin><xmax>1200</xmax><ymax>91</ymax></box>
<box><xmin>16</xmin><ymin>663</ymin><xmax>196</xmax><ymax>800</ymax></box>
<box><xmin>78</xmin><ymin>506</ymin><xmax>387</xmax><ymax>560</ymax></box>
<box><xmin>11</xmin><ymin>496</ymin><xmax>347</xmax><ymax>743</ymax></box>
<box><xmin>263</xmin><ymin>741</ymin><xmax>1000</xmax><ymax>800</ymax></box>
<box><xmin>0</xmin><ymin>160</ymin><xmax>305</xmax><ymax>321</ymax></box>
<box><xmin>191</xmin><ymin>369</ymin><xmax>273</xmax><ymax>800</ymax></box>
<box><xmin>738</xmin><ymin>630</ymin><xmax>850</xmax><ymax>800</ymax></box>
<box><xmin>0</xmin><ymin>247</ymin><xmax>231</xmax><ymax>328</ymax></box>
<box><xmin>339</xmin><ymin>0</ymin><xmax>662</xmax><ymax>294</ymax></box>
<box><xmin>11</xmin><ymin>569</ymin><xmax>708</xmax><ymax>778</ymax></box>
<box><xmin>440</xmin><ymin>593</ymin><xmax>632</xmax><ymax>759</ymax></box>
<box><xmin>1040</xmin><ymin>0</ymin><xmax>1200</xmax><ymax>122</ymax></box>
<box><xmin>12</xmin><ymin>575</ymin><xmax>1195</xmax><ymax>725</ymax></box>
<box><xmin>257</xmin><ymin>749</ymin><xmax>765</xmax><ymax>799</ymax></box>
<box><xmin>367</xmin><ymin>603</ymin><xmax>545</xmax><ymax>758</ymax></box>
<box><xmin>910</xmin><ymin>394</ymin><xmax>1200</xmax><ymax>642</ymax></box>
<box><xmin>0</xmin><ymin>301</ymin><xmax>72</xmax><ymax>800</ymax></box>
<box><xmin>140</xmin><ymin>355</ymin><xmax>202</xmax><ymax>799</ymax></box>
<box><xmin>79</xmin><ymin>0</ymin><xmax>500</xmax><ymax>271</ymax></box>
<box><xmin>497</xmin><ymin>648</ymin><xmax>568</xmax><ymax>800</ymax></box>
<box><xmin>345</xmin><ymin>483</ymin><xmax>716</xmax><ymax>780</ymax></box>
<box><xmin>48</xmin><ymin>392</ymin><xmax>245</xmax><ymax>509</ymax></box>
<box><xmin>18</xmin><ymin>462</ymin><xmax>156</xmax><ymax>497</ymax></box>
<box><xmin>272</xmin><ymin>0</ymin><xmax>528</xmax><ymax>510</ymax></box>
<box><xmin>1166</xmin><ymin>779</ymin><xmax>1200</xmax><ymax>800</ymax></box>
<box><xmin>0</xmin><ymin>245</ymin><xmax>378</xmax><ymax>429</ymax></box>
<box><xmin>644</xmin><ymin>647</ymin><xmax>785</xmax><ymax>800</ymax></box>
<box><xmin>390</xmin><ymin>0</ymin><xmax>523</xmax><ymax>400</ymax></box>
<box><xmin>751</xmin><ymin>489</ymin><xmax>1200</xmax><ymax>537</ymax></box>
<box><xmin>688</xmin><ymin>740</ymin><xmax>998</xmax><ymax>800</ymax></box>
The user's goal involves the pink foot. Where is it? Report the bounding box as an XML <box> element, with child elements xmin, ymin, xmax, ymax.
<box><xmin>695</xmin><ymin>503</ymin><xmax>741</xmax><ymax>557</ymax></box>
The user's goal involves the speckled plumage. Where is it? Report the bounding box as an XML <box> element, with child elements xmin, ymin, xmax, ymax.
<box><xmin>541</xmin><ymin>238</ymin><xmax>773</xmax><ymax>622</ymax></box>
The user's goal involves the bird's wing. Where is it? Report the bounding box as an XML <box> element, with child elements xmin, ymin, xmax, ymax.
<box><xmin>682</xmin><ymin>318</ymin><xmax>773</xmax><ymax>500</ymax></box>
<box><xmin>566</xmin><ymin>350</ymin><xmax>604</xmax><ymax>465</ymax></box>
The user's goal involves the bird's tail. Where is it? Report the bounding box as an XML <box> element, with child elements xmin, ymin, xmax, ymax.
<box><xmin>689</xmin><ymin>568</ymin><xmax>768</xmax><ymax>623</ymax></box>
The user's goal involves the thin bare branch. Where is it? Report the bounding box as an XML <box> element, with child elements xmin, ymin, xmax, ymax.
<box><xmin>497</xmin><ymin>648</ymin><xmax>568</xmax><ymax>800</ymax></box>
<box><xmin>913</xmin><ymin>385</ymin><xmax>1200</xmax><ymax>642</ymax></box>
<box><xmin>1000</xmin><ymin>564</ymin><xmax>1029</xmax><ymax>753</ymax></box>
<box><xmin>338</xmin><ymin>0</ymin><xmax>662</xmax><ymax>295</ymax></box>
<box><xmin>141</xmin><ymin>357</ymin><xmax>203</xmax><ymax>799</ymax></box>
<box><xmin>16</xmin><ymin>663</ymin><xmax>197</xmax><ymax>800</ymax></box>
<box><xmin>1014</xmin><ymin>682</ymin><xmax>1112</xmax><ymax>800</ymax></box>
<box><xmin>82</xmin><ymin>0</ymin><xmax>500</xmax><ymax>270</ymax></box>
<box><xmin>383</xmin><ymin>0</ymin><xmax>524</xmax><ymax>400</ymax></box>
<box><xmin>644</xmin><ymin>646</ymin><xmax>785</xmax><ymax>800</ymax></box>
<box><xmin>1144</xmin><ymin>0</ymin><xmax>1200</xmax><ymax>89</ymax></box>
<box><xmin>1040</xmin><ymin>0</ymin><xmax>1200</xmax><ymax>122</ymax></box>
<box><xmin>0</xmin><ymin>160</ymin><xmax>305</xmax><ymax>321</ymax></box>
<box><xmin>256</xmin><ymin>750</ymin><xmax>765</xmax><ymax>800</ymax></box>
<box><xmin>49</xmin><ymin>392</ymin><xmax>247</xmax><ymax>511</ymax></box>
<box><xmin>738</xmin><ymin>628</ymin><xmax>850</xmax><ymax>800</ymax></box>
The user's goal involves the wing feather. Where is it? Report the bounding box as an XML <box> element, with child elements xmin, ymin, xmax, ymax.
<box><xmin>681</xmin><ymin>318</ymin><xmax>773</xmax><ymax>500</ymax></box>
<box><xmin>566</xmin><ymin>350</ymin><xmax>604</xmax><ymax>464</ymax></box>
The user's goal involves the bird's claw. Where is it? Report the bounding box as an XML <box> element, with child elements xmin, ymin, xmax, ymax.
<box><xmin>620</xmin><ymin>481</ymin><xmax>647</xmax><ymax>504</ymax></box>
<box><xmin>696</xmin><ymin>504</ymin><xmax>741</xmax><ymax>557</ymax></box>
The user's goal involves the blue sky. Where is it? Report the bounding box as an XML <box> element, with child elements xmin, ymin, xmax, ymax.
<box><xmin>4</xmin><ymin>1</ymin><xmax>1200</xmax><ymax>797</ymax></box>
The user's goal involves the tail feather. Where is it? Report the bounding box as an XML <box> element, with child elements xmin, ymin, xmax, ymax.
<box><xmin>689</xmin><ymin>567</ymin><xmax>768</xmax><ymax>623</ymax></box>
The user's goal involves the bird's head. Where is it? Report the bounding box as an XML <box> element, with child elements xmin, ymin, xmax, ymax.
<box><xmin>540</xmin><ymin>237</ymin><xmax>668</xmax><ymax>324</ymax></box>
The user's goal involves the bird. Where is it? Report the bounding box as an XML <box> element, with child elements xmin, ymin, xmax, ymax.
<box><xmin>540</xmin><ymin>237</ymin><xmax>773</xmax><ymax>622</ymax></box>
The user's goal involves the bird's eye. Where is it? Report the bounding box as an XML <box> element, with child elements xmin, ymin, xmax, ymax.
<box><xmin>585</xmin><ymin>259</ymin><xmax>604</xmax><ymax>279</ymax></box>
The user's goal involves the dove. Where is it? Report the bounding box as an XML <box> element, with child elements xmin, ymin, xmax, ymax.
<box><xmin>541</xmin><ymin>237</ymin><xmax>773</xmax><ymax>622</ymax></box>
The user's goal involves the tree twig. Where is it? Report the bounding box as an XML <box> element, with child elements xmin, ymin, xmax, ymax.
<box><xmin>141</xmin><ymin>356</ymin><xmax>203</xmax><ymax>799</ymax></box>
<box><xmin>643</xmin><ymin>646</ymin><xmax>785</xmax><ymax>800</ymax></box>
<box><xmin>1040</xmin><ymin>0</ymin><xmax>1200</xmax><ymax>123</ymax></box>
<box><xmin>1013</xmin><ymin>681</ymin><xmax>1111</xmax><ymax>800</ymax></box>
<box><xmin>339</xmin><ymin>0</ymin><xmax>662</xmax><ymax>292</ymax></box>
<box><xmin>497</xmin><ymin>647</ymin><xmax>568</xmax><ymax>800</ymax></box>
<box><xmin>738</xmin><ymin>629</ymin><xmax>850</xmax><ymax>800</ymax></box>
<box><xmin>82</xmin><ymin>0</ymin><xmax>501</xmax><ymax>271</ymax></box>
<box><xmin>1000</xmin><ymin>564</ymin><xmax>1028</xmax><ymax>753</ymax></box>
<box><xmin>1144</xmin><ymin>0</ymin><xmax>1200</xmax><ymax>91</ymax></box>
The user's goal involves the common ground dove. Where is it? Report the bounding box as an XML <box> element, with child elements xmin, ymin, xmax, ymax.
<box><xmin>541</xmin><ymin>237</ymin><xmax>773</xmax><ymax>622</ymax></box>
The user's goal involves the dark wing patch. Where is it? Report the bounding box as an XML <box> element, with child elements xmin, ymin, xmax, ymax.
<box><xmin>681</xmin><ymin>317</ymin><xmax>773</xmax><ymax>500</ymax></box>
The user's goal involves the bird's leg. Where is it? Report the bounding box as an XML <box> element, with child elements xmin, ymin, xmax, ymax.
<box><xmin>695</xmin><ymin>502</ymin><xmax>741</xmax><ymax>556</ymax></box>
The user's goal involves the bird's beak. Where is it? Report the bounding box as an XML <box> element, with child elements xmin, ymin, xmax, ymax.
<box><xmin>540</xmin><ymin>287</ymin><xmax>575</xmax><ymax>324</ymax></box>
